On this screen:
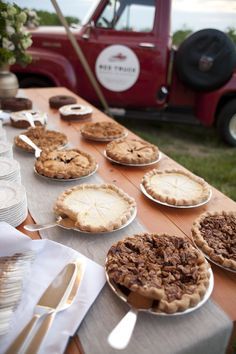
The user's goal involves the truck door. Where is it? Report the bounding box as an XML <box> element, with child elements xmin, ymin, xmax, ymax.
<box><xmin>80</xmin><ymin>0</ymin><xmax>169</xmax><ymax>109</ymax></box>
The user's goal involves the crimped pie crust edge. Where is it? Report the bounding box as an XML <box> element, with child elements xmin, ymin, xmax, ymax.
<box><xmin>142</xmin><ymin>168</ymin><xmax>211</xmax><ymax>206</ymax></box>
<box><xmin>192</xmin><ymin>211</ymin><xmax>236</xmax><ymax>270</ymax></box>
<box><xmin>54</xmin><ymin>183</ymin><xmax>136</xmax><ymax>232</ymax></box>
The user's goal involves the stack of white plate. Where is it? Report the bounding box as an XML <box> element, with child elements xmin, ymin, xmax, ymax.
<box><xmin>0</xmin><ymin>181</ymin><xmax>27</xmax><ymax>227</ymax></box>
<box><xmin>0</xmin><ymin>127</ymin><xmax>7</xmax><ymax>142</ymax></box>
<box><xmin>0</xmin><ymin>141</ymin><xmax>13</xmax><ymax>159</ymax></box>
<box><xmin>0</xmin><ymin>158</ymin><xmax>21</xmax><ymax>183</ymax></box>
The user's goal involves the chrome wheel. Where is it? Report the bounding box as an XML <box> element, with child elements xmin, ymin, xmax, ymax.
<box><xmin>229</xmin><ymin>113</ymin><xmax>236</xmax><ymax>140</ymax></box>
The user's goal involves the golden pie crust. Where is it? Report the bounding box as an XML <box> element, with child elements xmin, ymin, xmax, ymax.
<box><xmin>35</xmin><ymin>148</ymin><xmax>97</xmax><ymax>179</ymax></box>
<box><xmin>106</xmin><ymin>138</ymin><xmax>159</xmax><ymax>164</ymax></box>
<box><xmin>142</xmin><ymin>168</ymin><xmax>211</xmax><ymax>206</ymax></box>
<box><xmin>14</xmin><ymin>127</ymin><xmax>68</xmax><ymax>153</ymax></box>
<box><xmin>192</xmin><ymin>211</ymin><xmax>236</xmax><ymax>270</ymax></box>
<box><xmin>106</xmin><ymin>233</ymin><xmax>210</xmax><ymax>314</ymax></box>
<box><xmin>54</xmin><ymin>183</ymin><xmax>136</xmax><ymax>232</ymax></box>
<box><xmin>81</xmin><ymin>121</ymin><xmax>126</xmax><ymax>141</ymax></box>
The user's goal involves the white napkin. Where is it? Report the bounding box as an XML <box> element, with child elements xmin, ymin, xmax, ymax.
<box><xmin>0</xmin><ymin>222</ymin><xmax>106</xmax><ymax>354</ymax></box>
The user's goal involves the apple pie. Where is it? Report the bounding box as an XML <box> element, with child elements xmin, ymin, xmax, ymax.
<box><xmin>81</xmin><ymin>121</ymin><xmax>126</xmax><ymax>141</ymax></box>
<box><xmin>106</xmin><ymin>138</ymin><xmax>159</xmax><ymax>164</ymax></box>
<box><xmin>14</xmin><ymin>127</ymin><xmax>68</xmax><ymax>153</ymax></box>
<box><xmin>35</xmin><ymin>148</ymin><xmax>97</xmax><ymax>179</ymax></box>
<box><xmin>106</xmin><ymin>233</ymin><xmax>210</xmax><ymax>314</ymax></box>
<box><xmin>192</xmin><ymin>211</ymin><xmax>236</xmax><ymax>271</ymax></box>
<box><xmin>54</xmin><ymin>183</ymin><xmax>136</xmax><ymax>232</ymax></box>
<box><xmin>142</xmin><ymin>168</ymin><xmax>211</xmax><ymax>206</ymax></box>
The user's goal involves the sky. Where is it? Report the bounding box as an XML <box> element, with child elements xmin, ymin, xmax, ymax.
<box><xmin>8</xmin><ymin>0</ymin><xmax>236</xmax><ymax>32</ymax></box>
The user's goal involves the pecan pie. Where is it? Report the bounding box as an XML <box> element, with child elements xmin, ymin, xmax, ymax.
<box><xmin>192</xmin><ymin>211</ymin><xmax>236</xmax><ymax>271</ymax></box>
<box><xmin>14</xmin><ymin>127</ymin><xmax>68</xmax><ymax>153</ymax></box>
<box><xmin>54</xmin><ymin>183</ymin><xmax>136</xmax><ymax>232</ymax></box>
<box><xmin>106</xmin><ymin>138</ymin><xmax>159</xmax><ymax>164</ymax></box>
<box><xmin>35</xmin><ymin>148</ymin><xmax>97</xmax><ymax>179</ymax></box>
<box><xmin>142</xmin><ymin>168</ymin><xmax>211</xmax><ymax>206</ymax></box>
<box><xmin>106</xmin><ymin>233</ymin><xmax>210</xmax><ymax>314</ymax></box>
<box><xmin>81</xmin><ymin>121</ymin><xmax>126</xmax><ymax>141</ymax></box>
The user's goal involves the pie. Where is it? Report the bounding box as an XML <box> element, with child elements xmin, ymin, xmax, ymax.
<box><xmin>142</xmin><ymin>168</ymin><xmax>211</xmax><ymax>206</ymax></box>
<box><xmin>106</xmin><ymin>138</ymin><xmax>159</xmax><ymax>164</ymax></box>
<box><xmin>54</xmin><ymin>183</ymin><xmax>136</xmax><ymax>232</ymax></box>
<box><xmin>59</xmin><ymin>104</ymin><xmax>92</xmax><ymax>120</ymax></box>
<box><xmin>81</xmin><ymin>121</ymin><xmax>126</xmax><ymax>141</ymax></box>
<box><xmin>106</xmin><ymin>233</ymin><xmax>210</xmax><ymax>314</ymax></box>
<box><xmin>14</xmin><ymin>127</ymin><xmax>68</xmax><ymax>153</ymax></box>
<box><xmin>35</xmin><ymin>148</ymin><xmax>97</xmax><ymax>179</ymax></box>
<box><xmin>192</xmin><ymin>211</ymin><xmax>236</xmax><ymax>271</ymax></box>
<box><xmin>10</xmin><ymin>110</ymin><xmax>47</xmax><ymax>128</ymax></box>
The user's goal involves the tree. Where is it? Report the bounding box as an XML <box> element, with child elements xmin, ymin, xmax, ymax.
<box><xmin>172</xmin><ymin>27</ymin><xmax>192</xmax><ymax>47</ymax></box>
<box><xmin>35</xmin><ymin>10</ymin><xmax>80</xmax><ymax>26</ymax></box>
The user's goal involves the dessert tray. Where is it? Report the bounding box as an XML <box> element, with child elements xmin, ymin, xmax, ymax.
<box><xmin>140</xmin><ymin>183</ymin><xmax>212</xmax><ymax>208</ymax></box>
<box><xmin>106</xmin><ymin>266</ymin><xmax>214</xmax><ymax>316</ymax></box>
<box><xmin>104</xmin><ymin>150</ymin><xmax>162</xmax><ymax>167</ymax></box>
<box><xmin>33</xmin><ymin>164</ymin><xmax>99</xmax><ymax>182</ymax></box>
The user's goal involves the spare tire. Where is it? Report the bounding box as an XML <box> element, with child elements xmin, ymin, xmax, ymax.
<box><xmin>175</xmin><ymin>29</ymin><xmax>236</xmax><ymax>91</ymax></box>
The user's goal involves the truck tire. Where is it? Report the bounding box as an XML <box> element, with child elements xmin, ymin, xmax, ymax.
<box><xmin>217</xmin><ymin>100</ymin><xmax>236</xmax><ymax>146</ymax></box>
<box><xmin>176</xmin><ymin>29</ymin><xmax>236</xmax><ymax>91</ymax></box>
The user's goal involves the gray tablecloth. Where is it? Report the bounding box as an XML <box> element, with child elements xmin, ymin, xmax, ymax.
<box><xmin>4</xmin><ymin>124</ymin><xmax>233</xmax><ymax>354</ymax></box>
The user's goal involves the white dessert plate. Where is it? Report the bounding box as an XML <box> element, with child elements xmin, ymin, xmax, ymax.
<box><xmin>104</xmin><ymin>151</ymin><xmax>162</xmax><ymax>167</ymax></box>
<box><xmin>140</xmin><ymin>183</ymin><xmax>212</xmax><ymax>209</ymax></box>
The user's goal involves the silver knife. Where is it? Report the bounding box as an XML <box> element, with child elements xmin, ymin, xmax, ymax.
<box><xmin>6</xmin><ymin>261</ymin><xmax>84</xmax><ymax>354</ymax></box>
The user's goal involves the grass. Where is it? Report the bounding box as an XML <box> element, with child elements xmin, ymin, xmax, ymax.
<box><xmin>117</xmin><ymin>118</ymin><xmax>236</xmax><ymax>201</ymax></box>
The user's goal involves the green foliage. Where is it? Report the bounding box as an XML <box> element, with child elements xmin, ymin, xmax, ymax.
<box><xmin>0</xmin><ymin>1</ymin><xmax>32</xmax><ymax>67</ymax></box>
<box><xmin>172</xmin><ymin>26</ymin><xmax>236</xmax><ymax>47</ymax></box>
<box><xmin>225</xmin><ymin>27</ymin><xmax>236</xmax><ymax>44</ymax></box>
<box><xmin>118</xmin><ymin>118</ymin><xmax>236</xmax><ymax>201</ymax></box>
<box><xmin>35</xmin><ymin>10</ymin><xmax>80</xmax><ymax>26</ymax></box>
<box><xmin>172</xmin><ymin>27</ymin><xmax>193</xmax><ymax>47</ymax></box>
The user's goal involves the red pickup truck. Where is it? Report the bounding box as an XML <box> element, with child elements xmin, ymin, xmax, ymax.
<box><xmin>13</xmin><ymin>0</ymin><xmax>236</xmax><ymax>146</ymax></box>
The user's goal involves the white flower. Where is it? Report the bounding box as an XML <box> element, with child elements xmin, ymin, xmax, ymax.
<box><xmin>28</xmin><ymin>10</ymin><xmax>36</xmax><ymax>17</ymax></box>
<box><xmin>1</xmin><ymin>11</ymin><xmax>8</xmax><ymax>18</ymax></box>
<box><xmin>8</xmin><ymin>57</ymin><xmax>16</xmax><ymax>65</ymax></box>
<box><xmin>2</xmin><ymin>37</ymin><xmax>15</xmax><ymax>51</ymax></box>
<box><xmin>22</xmin><ymin>37</ymin><xmax>32</xmax><ymax>49</ymax></box>
<box><xmin>17</xmin><ymin>12</ymin><xmax>27</xmax><ymax>24</ymax></box>
<box><xmin>6</xmin><ymin>25</ymin><xmax>15</xmax><ymax>36</ymax></box>
<box><xmin>7</xmin><ymin>5</ymin><xmax>17</xmax><ymax>16</ymax></box>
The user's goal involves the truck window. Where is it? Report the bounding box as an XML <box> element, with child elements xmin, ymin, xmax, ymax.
<box><xmin>96</xmin><ymin>0</ymin><xmax>156</xmax><ymax>32</ymax></box>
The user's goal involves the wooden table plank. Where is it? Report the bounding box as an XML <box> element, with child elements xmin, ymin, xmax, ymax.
<box><xmin>16</xmin><ymin>88</ymin><xmax>236</xmax><ymax>349</ymax></box>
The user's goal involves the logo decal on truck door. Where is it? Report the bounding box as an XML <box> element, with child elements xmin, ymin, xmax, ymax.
<box><xmin>95</xmin><ymin>45</ymin><xmax>140</xmax><ymax>92</ymax></box>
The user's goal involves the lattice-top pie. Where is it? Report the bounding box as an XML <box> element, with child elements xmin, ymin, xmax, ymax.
<box><xmin>106</xmin><ymin>233</ymin><xmax>210</xmax><ymax>314</ymax></box>
<box><xmin>54</xmin><ymin>183</ymin><xmax>136</xmax><ymax>232</ymax></box>
<box><xmin>81</xmin><ymin>121</ymin><xmax>126</xmax><ymax>141</ymax></box>
<box><xmin>35</xmin><ymin>148</ymin><xmax>97</xmax><ymax>179</ymax></box>
<box><xmin>106</xmin><ymin>138</ymin><xmax>159</xmax><ymax>164</ymax></box>
<box><xmin>142</xmin><ymin>168</ymin><xmax>211</xmax><ymax>206</ymax></box>
<box><xmin>14</xmin><ymin>127</ymin><xmax>68</xmax><ymax>152</ymax></box>
<box><xmin>192</xmin><ymin>211</ymin><xmax>236</xmax><ymax>271</ymax></box>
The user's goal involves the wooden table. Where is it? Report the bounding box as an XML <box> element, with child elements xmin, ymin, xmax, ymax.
<box><xmin>16</xmin><ymin>87</ymin><xmax>236</xmax><ymax>353</ymax></box>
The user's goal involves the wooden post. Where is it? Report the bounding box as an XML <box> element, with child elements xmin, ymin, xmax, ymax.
<box><xmin>50</xmin><ymin>0</ymin><xmax>111</xmax><ymax>116</ymax></box>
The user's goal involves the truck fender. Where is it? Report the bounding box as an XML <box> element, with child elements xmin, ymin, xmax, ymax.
<box><xmin>13</xmin><ymin>48</ymin><xmax>77</xmax><ymax>91</ymax></box>
<box><xmin>194</xmin><ymin>74</ymin><xmax>236</xmax><ymax>126</ymax></box>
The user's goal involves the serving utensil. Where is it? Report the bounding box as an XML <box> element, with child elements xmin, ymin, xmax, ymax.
<box><xmin>19</xmin><ymin>134</ymin><xmax>42</xmax><ymax>158</ymax></box>
<box><xmin>106</xmin><ymin>268</ymin><xmax>214</xmax><ymax>350</ymax></box>
<box><xmin>24</xmin><ymin>216</ymin><xmax>76</xmax><ymax>232</ymax></box>
<box><xmin>6</xmin><ymin>261</ymin><xmax>84</xmax><ymax>354</ymax></box>
<box><xmin>25</xmin><ymin>112</ymin><xmax>36</xmax><ymax>128</ymax></box>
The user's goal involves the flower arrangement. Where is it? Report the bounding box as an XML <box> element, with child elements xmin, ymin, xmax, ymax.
<box><xmin>0</xmin><ymin>1</ymin><xmax>33</xmax><ymax>68</ymax></box>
